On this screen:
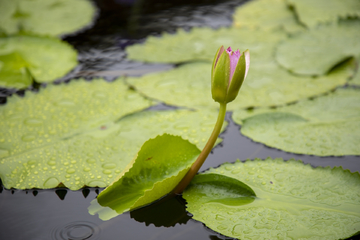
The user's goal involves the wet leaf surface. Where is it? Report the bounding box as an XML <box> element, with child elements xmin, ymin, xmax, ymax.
<box><xmin>288</xmin><ymin>0</ymin><xmax>360</xmax><ymax>28</ymax></box>
<box><xmin>0</xmin><ymin>35</ymin><xmax>78</xmax><ymax>88</ymax></box>
<box><xmin>184</xmin><ymin>158</ymin><xmax>360</xmax><ymax>240</ymax></box>
<box><xmin>276</xmin><ymin>20</ymin><xmax>360</xmax><ymax>76</ymax></box>
<box><xmin>233</xmin><ymin>88</ymin><xmax>360</xmax><ymax>156</ymax></box>
<box><xmin>89</xmin><ymin>134</ymin><xmax>200</xmax><ymax>220</ymax></box>
<box><xmin>127</xmin><ymin>58</ymin><xmax>352</xmax><ymax>110</ymax></box>
<box><xmin>0</xmin><ymin>0</ymin><xmax>96</xmax><ymax>37</ymax></box>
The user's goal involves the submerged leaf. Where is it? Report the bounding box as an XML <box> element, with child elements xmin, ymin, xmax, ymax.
<box><xmin>233</xmin><ymin>0</ymin><xmax>305</xmax><ymax>34</ymax></box>
<box><xmin>288</xmin><ymin>0</ymin><xmax>360</xmax><ymax>28</ymax></box>
<box><xmin>233</xmin><ymin>88</ymin><xmax>360</xmax><ymax>156</ymax></box>
<box><xmin>0</xmin><ymin>0</ymin><xmax>96</xmax><ymax>36</ymax></box>
<box><xmin>183</xmin><ymin>158</ymin><xmax>360</xmax><ymax>240</ymax></box>
<box><xmin>89</xmin><ymin>134</ymin><xmax>201</xmax><ymax>220</ymax></box>
<box><xmin>127</xmin><ymin>59</ymin><xmax>352</xmax><ymax>110</ymax></box>
<box><xmin>276</xmin><ymin>20</ymin><xmax>360</xmax><ymax>76</ymax></box>
<box><xmin>0</xmin><ymin>85</ymin><xmax>224</xmax><ymax>190</ymax></box>
<box><xmin>0</xmin><ymin>35</ymin><xmax>77</xmax><ymax>88</ymax></box>
<box><xmin>126</xmin><ymin>27</ymin><xmax>286</xmax><ymax>64</ymax></box>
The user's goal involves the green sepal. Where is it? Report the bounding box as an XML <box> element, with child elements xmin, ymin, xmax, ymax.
<box><xmin>226</xmin><ymin>52</ymin><xmax>246</xmax><ymax>103</ymax></box>
<box><xmin>211</xmin><ymin>49</ymin><xmax>230</xmax><ymax>103</ymax></box>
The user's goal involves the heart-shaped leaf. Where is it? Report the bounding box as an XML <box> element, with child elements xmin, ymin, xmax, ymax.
<box><xmin>0</xmin><ymin>0</ymin><xmax>96</xmax><ymax>37</ymax></box>
<box><xmin>0</xmin><ymin>35</ymin><xmax>78</xmax><ymax>88</ymax></box>
<box><xmin>233</xmin><ymin>88</ymin><xmax>360</xmax><ymax>156</ymax></box>
<box><xmin>183</xmin><ymin>158</ymin><xmax>360</xmax><ymax>240</ymax></box>
<box><xmin>88</xmin><ymin>134</ymin><xmax>201</xmax><ymax>220</ymax></box>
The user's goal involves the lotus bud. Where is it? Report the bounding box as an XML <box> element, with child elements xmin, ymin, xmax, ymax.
<box><xmin>211</xmin><ymin>46</ymin><xmax>250</xmax><ymax>103</ymax></box>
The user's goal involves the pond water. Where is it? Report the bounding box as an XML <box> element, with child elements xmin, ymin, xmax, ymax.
<box><xmin>0</xmin><ymin>0</ymin><xmax>359</xmax><ymax>239</ymax></box>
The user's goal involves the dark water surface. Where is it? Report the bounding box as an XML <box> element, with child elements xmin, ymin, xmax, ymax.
<box><xmin>1</xmin><ymin>0</ymin><xmax>359</xmax><ymax>239</ymax></box>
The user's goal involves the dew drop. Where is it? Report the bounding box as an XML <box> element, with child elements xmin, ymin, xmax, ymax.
<box><xmin>102</xmin><ymin>163</ymin><xmax>116</xmax><ymax>169</ymax></box>
<box><xmin>87</xmin><ymin>180</ymin><xmax>106</xmax><ymax>188</ymax></box>
<box><xmin>21</xmin><ymin>135</ymin><xmax>36</xmax><ymax>142</ymax></box>
<box><xmin>27</xmin><ymin>160</ymin><xmax>37</xmax><ymax>165</ymax></box>
<box><xmin>43</xmin><ymin>177</ymin><xmax>59</xmax><ymax>188</ymax></box>
<box><xmin>174</xmin><ymin>123</ymin><xmax>189</xmax><ymax>130</ymax></box>
<box><xmin>248</xmin><ymin>171</ymin><xmax>255</xmax><ymax>175</ymax></box>
<box><xmin>83</xmin><ymin>167</ymin><xmax>91</xmax><ymax>172</ymax></box>
<box><xmin>66</xmin><ymin>168</ymin><xmax>75</xmax><ymax>174</ymax></box>
<box><xmin>86</xmin><ymin>159</ymin><xmax>96</xmax><ymax>164</ymax></box>
<box><xmin>47</xmin><ymin>160</ymin><xmax>56</xmax><ymax>166</ymax></box>
<box><xmin>103</xmin><ymin>170</ymin><xmax>112</xmax><ymax>175</ymax></box>
<box><xmin>24</xmin><ymin>118</ymin><xmax>43</xmax><ymax>127</ymax></box>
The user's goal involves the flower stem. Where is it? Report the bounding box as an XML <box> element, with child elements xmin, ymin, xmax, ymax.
<box><xmin>172</xmin><ymin>102</ymin><xmax>227</xmax><ymax>194</ymax></box>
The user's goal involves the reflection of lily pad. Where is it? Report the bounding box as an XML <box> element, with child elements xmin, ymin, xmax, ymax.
<box><xmin>126</xmin><ymin>27</ymin><xmax>286</xmax><ymax>64</ymax></box>
<box><xmin>0</xmin><ymin>84</ymin><xmax>224</xmax><ymax>190</ymax></box>
<box><xmin>0</xmin><ymin>0</ymin><xmax>96</xmax><ymax>37</ymax></box>
<box><xmin>288</xmin><ymin>0</ymin><xmax>360</xmax><ymax>28</ymax></box>
<box><xmin>0</xmin><ymin>35</ymin><xmax>78</xmax><ymax>88</ymax></box>
<box><xmin>89</xmin><ymin>134</ymin><xmax>200</xmax><ymax>220</ymax></box>
<box><xmin>233</xmin><ymin>0</ymin><xmax>305</xmax><ymax>34</ymax></box>
<box><xmin>276</xmin><ymin>20</ymin><xmax>360</xmax><ymax>76</ymax></box>
<box><xmin>233</xmin><ymin>88</ymin><xmax>360</xmax><ymax>156</ymax></box>
<box><xmin>184</xmin><ymin>158</ymin><xmax>360</xmax><ymax>240</ymax></box>
<box><xmin>127</xmin><ymin>59</ymin><xmax>352</xmax><ymax>110</ymax></box>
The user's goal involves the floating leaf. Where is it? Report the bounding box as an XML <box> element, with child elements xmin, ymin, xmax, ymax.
<box><xmin>287</xmin><ymin>0</ymin><xmax>360</xmax><ymax>28</ymax></box>
<box><xmin>276</xmin><ymin>20</ymin><xmax>360</xmax><ymax>76</ymax></box>
<box><xmin>89</xmin><ymin>134</ymin><xmax>201</xmax><ymax>220</ymax></box>
<box><xmin>0</xmin><ymin>35</ymin><xmax>78</xmax><ymax>88</ymax></box>
<box><xmin>183</xmin><ymin>158</ymin><xmax>360</xmax><ymax>240</ymax></box>
<box><xmin>233</xmin><ymin>0</ymin><xmax>305</xmax><ymax>34</ymax></box>
<box><xmin>127</xmin><ymin>59</ymin><xmax>352</xmax><ymax>110</ymax></box>
<box><xmin>0</xmin><ymin>78</ymin><xmax>153</xmax><ymax>158</ymax></box>
<box><xmin>0</xmin><ymin>93</ymin><xmax>224</xmax><ymax>190</ymax></box>
<box><xmin>0</xmin><ymin>0</ymin><xmax>96</xmax><ymax>37</ymax></box>
<box><xmin>126</xmin><ymin>27</ymin><xmax>286</xmax><ymax>64</ymax></box>
<box><xmin>233</xmin><ymin>88</ymin><xmax>360</xmax><ymax>156</ymax></box>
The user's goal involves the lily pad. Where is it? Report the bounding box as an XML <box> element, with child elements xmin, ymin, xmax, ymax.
<box><xmin>126</xmin><ymin>27</ymin><xmax>286</xmax><ymax>64</ymax></box>
<box><xmin>0</xmin><ymin>35</ymin><xmax>78</xmax><ymax>88</ymax></box>
<box><xmin>127</xmin><ymin>59</ymin><xmax>352</xmax><ymax>110</ymax></box>
<box><xmin>88</xmin><ymin>134</ymin><xmax>201</xmax><ymax>220</ymax></box>
<box><xmin>0</xmin><ymin>92</ymin><xmax>224</xmax><ymax>190</ymax></box>
<box><xmin>0</xmin><ymin>0</ymin><xmax>96</xmax><ymax>37</ymax></box>
<box><xmin>276</xmin><ymin>20</ymin><xmax>360</xmax><ymax>76</ymax></box>
<box><xmin>233</xmin><ymin>0</ymin><xmax>305</xmax><ymax>34</ymax></box>
<box><xmin>287</xmin><ymin>0</ymin><xmax>360</xmax><ymax>28</ymax></box>
<box><xmin>183</xmin><ymin>158</ymin><xmax>360</xmax><ymax>240</ymax></box>
<box><xmin>232</xmin><ymin>88</ymin><xmax>360</xmax><ymax>156</ymax></box>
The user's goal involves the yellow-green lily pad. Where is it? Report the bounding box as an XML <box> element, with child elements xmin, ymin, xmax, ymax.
<box><xmin>276</xmin><ymin>20</ymin><xmax>360</xmax><ymax>76</ymax></box>
<box><xmin>0</xmin><ymin>35</ymin><xmax>78</xmax><ymax>88</ymax></box>
<box><xmin>183</xmin><ymin>158</ymin><xmax>360</xmax><ymax>240</ymax></box>
<box><xmin>89</xmin><ymin>134</ymin><xmax>201</xmax><ymax>220</ymax></box>
<box><xmin>233</xmin><ymin>0</ymin><xmax>305</xmax><ymax>34</ymax></box>
<box><xmin>127</xmin><ymin>59</ymin><xmax>352</xmax><ymax>110</ymax></box>
<box><xmin>0</xmin><ymin>0</ymin><xmax>96</xmax><ymax>37</ymax></box>
<box><xmin>0</xmin><ymin>84</ymin><xmax>224</xmax><ymax>190</ymax></box>
<box><xmin>126</xmin><ymin>27</ymin><xmax>286</xmax><ymax>64</ymax></box>
<box><xmin>287</xmin><ymin>0</ymin><xmax>360</xmax><ymax>28</ymax></box>
<box><xmin>233</xmin><ymin>88</ymin><xmax>360</xmax><ymax>156</ymax></box>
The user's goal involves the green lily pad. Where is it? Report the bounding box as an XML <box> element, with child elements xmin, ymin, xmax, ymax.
<box><xmin>183</xmin><ymin>158</ymin><xmax>360</xmax><ymax>240</ymax></box>
<box><xmin>233</xmin><ymin>0</ymin><xmax>305</xmax><ymax>34</ymax></box>
<box><xmin>0</xmin><ymin>88</ymin><xmax>224</xmax><ymax>190</ymax></box>
<box><xmin>88</xmin><ymin>134</ymin><xmax>201</xmax><ymax>220</ymax></box>
<box><xmin>127</xmin><ymin>58</ymin><xmax>352</xmax><ymax>110</ymax></box>
<box><xmin>0</xmin><ymin>35</ymin><xmax>78</xmax><ymax>88</ymax></box>
<box><xmin>287</xmin><ymin>0</ymin><xmax>360</xmax><ymax>28</ymax></box>
<box><xmin>232</xmin><ymin>88</ymin><xmax>360</xmax><ymax>156</ymax></box>
<box><xmin>0</xmin><ymin>78</ymin><xmax>153</xmax><ymax>158</ymax></box>
<box><xmin>276</xmin><ymin>20</ymin><xmax>360</xmax><ymax>76</ymax></box>
<box><xmin>0</xmin><ymin>0</ymin><xmax>96</xmax><ymax>37</ymax></box>
<box><xmin>126</xmin><ymin>27</ymin><xmax>286</xmax><ymax>64</ymax></box>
